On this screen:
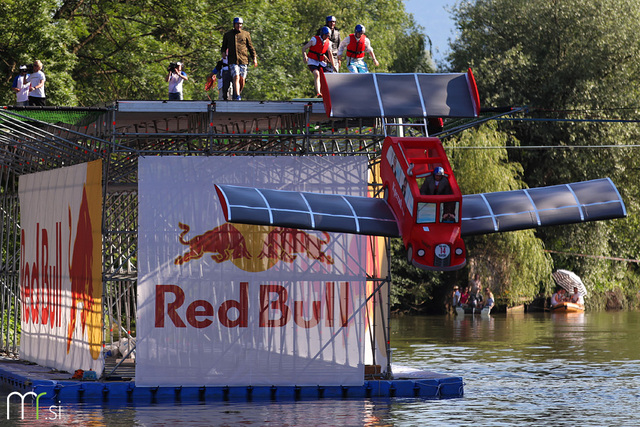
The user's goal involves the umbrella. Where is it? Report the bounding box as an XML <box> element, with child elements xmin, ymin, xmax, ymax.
<box><xmin>552</xmin><ymin>269</ymin><xmax>588</xmax><ymax>297</ymax></box>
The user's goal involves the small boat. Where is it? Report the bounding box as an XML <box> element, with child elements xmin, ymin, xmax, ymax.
<box><xmin>550</xmin><ymin>302</ymin><xmax>584</xmax><ymax>313</ymax></box>
<box><xmin>455</xmin><ymin>306</ymin><xmax>491</xmax><ymax>317</ymax></box>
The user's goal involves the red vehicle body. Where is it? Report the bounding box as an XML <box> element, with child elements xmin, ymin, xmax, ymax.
<box><xmin>380</xmin><ymin>136</ymin><xmax>466</xmax><ymax>270</ymax></box>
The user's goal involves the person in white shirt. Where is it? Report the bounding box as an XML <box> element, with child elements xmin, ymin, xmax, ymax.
<box><xmin>166</xmin><ymin>62</ymin><xmax>188</xmax><ymax>100</ymax></box>
<box><xmin>550</xmin><ymin>288</ymin><xmax>566</xmax><ymax>307</ymax></box>
<box><xmin>25</xmin><ymin>60</ymin><xmax>46</xmax><ymax>106</ymax></box>
<box><xmin>570</xmin><ymin>286</ymin><xmax>584</xmax><ymax>307</ymax></box>
<box><xmin>12</xmin><ymin>65</ymin><xmax>30</xmax><ymax>106</ymax></box>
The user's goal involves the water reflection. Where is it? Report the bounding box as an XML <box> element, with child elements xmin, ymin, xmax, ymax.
<box><xmin>5</xmin><ymin>312</ymin><xmax>640</xmax><ymax>426</ymax></box>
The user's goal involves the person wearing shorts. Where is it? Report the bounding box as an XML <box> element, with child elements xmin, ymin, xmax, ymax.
<box><xmin>338</xmin><ymin>24</ymin><xmax>379</xmax><ymax>74</ymax></box>
<box><xmin>302</xmin><ymin>26</ymin><xmax>335</xmax><ymax>97</ymax></box>
<box><xmin>221</xmin><ymin>17</ymin><xmax>257</xmax><ymax>100</ymax></box>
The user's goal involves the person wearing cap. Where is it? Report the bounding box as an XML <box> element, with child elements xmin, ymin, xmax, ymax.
<box><xmin>337</xmin><ymin>24</ymin><xmax>379</xmax><ymax>73</ymax></box>
<box><xmin>302</xmin><ymin>26</ymin><xmax>336</xmax><ymax>97</ymax></box>
<box><xmin>166</xmin><ymin>61</ymin><xmax>188</xmax><ymax>100</ymax></box>
<box><xmin>221</xmin><ymin>17</ymin><xmax>258</xmax><ymax>101</ymax></box>
<box><xmin>12</xmin><ymin>65</ymin><xmax>30</xmax><ymax>106</ymax></box>
<box><xmin>24</xmin><ymin>60</ymin><xmax>46</xmax><ymax>106</ymax></box>
<box><xmin>316</xmin><ymin>16</ymin><xmax>341</xmax><ymax>71</ymax></box>
<box><xmin>420</xmin><ymin>166</ymin><xmax>452</xmax><ymax>195</ymax></box>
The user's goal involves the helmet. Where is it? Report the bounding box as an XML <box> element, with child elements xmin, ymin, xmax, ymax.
<box><xmin>326</xmin><ymin>15</ymin><xmax>336</xmax><ymax>23</ymax></box>
<box><xmin>434</xmin><ymin>167</ymin><xmax>445</xmax><ymax>176</ymax></box>
<box><xmin>233</xmin><ymin>17</ymin><xmax>243</xmax><ymax>24</ymax></box>
<box><xmin>320</xmin><ymin>26</ymin><xmax>330</xmax><ymax>36</ymax></box>
<box><xmin>355</xmin><ymin>24</ymin><xmax>365</xmax><ymax>34</ymax></box>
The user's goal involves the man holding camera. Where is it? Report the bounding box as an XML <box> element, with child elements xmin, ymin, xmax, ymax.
<box><xmin>12</xmin><ymin>65</ymin><xmax>30</xmax><ymax>106</ymax></box>
<box><xmin>166</xmin><ymin>61</ymin><xmax>188</xmax><ymax>100</ymax></box>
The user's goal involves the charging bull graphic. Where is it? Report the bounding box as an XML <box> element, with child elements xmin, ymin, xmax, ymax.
<box><xmin>175</xmin><ymin>222</ymin><xmax>334</xmax><ymax>272</ymax></box>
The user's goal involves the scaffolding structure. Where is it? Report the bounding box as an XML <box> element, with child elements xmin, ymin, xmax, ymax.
<box><xmin>0</xmin><ymin>100</ymin><xmax>426</xmax><ymax>376</ymax></box>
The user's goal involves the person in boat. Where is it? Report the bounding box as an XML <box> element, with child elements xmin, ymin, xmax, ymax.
<box><xmin>480</xmin><ymin>288</ymin><xmax>495</xmax><ymax>310</ymax></box>
<box><xmin>459</xmin><ymin>286</ymin><xmax>470</xmax><ymax>307</ymax></box>
<box><xmin>550</xmin><ymin>288</ymin><xmax>566</xmax><ymax>307</ymax></box>
<box><xmin>570</xmin><ymin>286</ymin><xmax>585</xmax><ymax>308</ymax></box>
<box><xmin>468</xmin><ymin>283</ymin><xmax>483</xmax><ymax>309</ymax></box>
<box><xmin>452</xmin><ymin>285</ymin><xmax>461</xmax><ymax>307</ymax></box>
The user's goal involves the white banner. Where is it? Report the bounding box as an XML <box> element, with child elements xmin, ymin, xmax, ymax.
<box><xmin>19</xmin><ymin>160</ymin><xmax>104</xmax><ymax>374</ymax></box>
<box><xmin>137</xmin><ymin>156</ymin><xmax>367</xmax><ymax>386</ymax></box>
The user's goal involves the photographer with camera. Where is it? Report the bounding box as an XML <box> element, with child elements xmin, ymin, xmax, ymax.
<box><xmin>24</xmin><ymin>60</ymin><xmax>46</xmax><ymax>106</ymax></box>
<box><xmin>12</xmin><ymin>65</ymin><xmax>30</xmax><ymax>106</ymax></box>
<box><xmin>166</xmin><ymin>61</ymin><xmax>188</xmax><ymax>100</ymax></box>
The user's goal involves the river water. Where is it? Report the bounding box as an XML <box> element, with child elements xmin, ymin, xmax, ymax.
<box><xmin>5</xmin><ymin>311</ymin><xmax>640</xmax><ymax>426</ymax></box>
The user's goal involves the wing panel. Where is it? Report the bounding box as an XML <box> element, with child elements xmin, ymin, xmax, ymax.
<box><xmin>376</xmin><ymin>74</ymin><xmax>424</xmax><ymax>117</ymax></box>
<box><xmin>461</xmin><ymin>179</ymin><xmax>626</xmax><ymax>237</ymax></box>
<box><xmin>215</xmin><ymin>184</ymin><xmax>400</xmax><ymax>237</ymax></box>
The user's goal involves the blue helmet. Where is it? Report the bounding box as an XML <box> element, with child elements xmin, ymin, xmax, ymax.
<box><xmin>320</xmin><ymin>26</ymin><xmax>330</xmax><ymax>36</ymax></box>
<box><xmin>434</xmin><ymin>166</ymin><xmax>445</xmax><ymax>176</ymax></box>
<box><xmin>233</xmin><ymin>17</ymin><xmax>243</xmax><ymax>24</ymax></box>
<box><xmin>326</xmin><ymin>15</ymin><xmax>336</xmax><ymax>23</ymax></box>
<box><xmin>355</xmin><ymin>24</ymin><xmax>365</xmax><ymax>34</ymax></box>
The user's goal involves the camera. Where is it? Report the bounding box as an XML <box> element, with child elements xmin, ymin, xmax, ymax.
<box><xmin>167</xmin><ymin>62</ymin><xmax>179</xmax><ymax>72</ymax></box>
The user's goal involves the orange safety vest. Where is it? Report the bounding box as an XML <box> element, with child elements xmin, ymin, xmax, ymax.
<box><xmin>308</xmin><ymin>36</ymin><xmax>330</xmax><ymax>61</ymax></box>
<box><xmin>346</xmin><ymin>34</ymin><xmax>367</xmax><ymax>58</ymax></box>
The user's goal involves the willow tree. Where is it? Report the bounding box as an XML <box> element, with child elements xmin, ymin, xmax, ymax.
<box><xmin>449</xmin><ymin>123</ymin><xmax>553</xmax><ymax>305</ymax></box>
<box><xmin>448</xmin><ymin>0</ymin><xmax>640</xmax><ymax>301</ymax></box>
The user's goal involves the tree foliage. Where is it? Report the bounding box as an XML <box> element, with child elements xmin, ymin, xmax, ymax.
<box><xmin>448</xmin><ymin>0</ymin><xmax>640</xmax><ymax>302</ymax></box>
<box><xmin>448</xmin><ymin>123</ymin><xmax>553</xmax><ymax>305</ymax></box>
<box><xmin>1</xmin><ymin>0</ymin><xmax>433</xmax><ymax>105</ymax></box>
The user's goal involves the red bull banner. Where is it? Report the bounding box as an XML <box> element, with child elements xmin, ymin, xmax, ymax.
<box><xmin>18</xmin><ymin>160</ymin><xmax>104</xmax><ymax>374</ymax></box>
<box><xmin>137</xmin><ymin>157</ymin><xmax>367</xmax><ymax>386</ymax></box>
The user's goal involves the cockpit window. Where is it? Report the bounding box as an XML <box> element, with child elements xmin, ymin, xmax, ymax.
<box><xmin>417</xmin><ymin>203</ymin><xmax>437</xmax><ymax>224</ymax></box>
<box><xmin>440</xmin><ymin>201</ymin><xmax>459</xmax><ymax>223</ymax></box>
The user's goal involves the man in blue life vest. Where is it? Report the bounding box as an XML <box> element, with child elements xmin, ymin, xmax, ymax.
<box><xmin>337</xmin><ymin>24</ymin><xmax>379</xmax><ymax>73</ymax></box>
<box><xmin>302</xmin><ymin>26</ymin><xmax>336</xmax><ymax>97</ymax></box>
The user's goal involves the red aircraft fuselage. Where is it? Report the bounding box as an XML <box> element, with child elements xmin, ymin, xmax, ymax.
<box><xmin>380</xmin><ymin>136</ymin><xmax>466</xmax><ymax>270</ymax></box>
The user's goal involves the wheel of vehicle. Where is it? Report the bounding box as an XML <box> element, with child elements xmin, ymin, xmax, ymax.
<box><xmin>407</xmin><ymin>244</ymin><xmax>413</xmax><ymax>265</ymax></box>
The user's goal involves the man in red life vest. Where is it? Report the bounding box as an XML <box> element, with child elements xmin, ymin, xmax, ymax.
<box><xmin>338</xmin><ymin>24</ymin><xmax>379</xmax><ymax>73</ymax></box>
<box><xmin>302</xmin><ymin>26</ymin><xmax>336</xmax><ymax>97</ymax></box>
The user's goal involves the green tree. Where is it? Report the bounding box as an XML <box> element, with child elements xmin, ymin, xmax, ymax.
<box><xmin>448</xmin><ymin>123</ymin><xmax>553</xmax><ymax>305</ymax></box>
<box><xmin>449</xmin><ymin>0</ymin><xmax>640</xmax><ymax>302</ymax></box>
<box><xmin>0</xmin><ymin>0</ymin><xmax>77</xmax><ymax>105</ymax></box>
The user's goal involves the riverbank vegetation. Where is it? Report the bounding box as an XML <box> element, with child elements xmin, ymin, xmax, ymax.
<box><xmin>2</xmin><ymin>0</ymin><xmax>639</xmax><ymax>311</ymax></box>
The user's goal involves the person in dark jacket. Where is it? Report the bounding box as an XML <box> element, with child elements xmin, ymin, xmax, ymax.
<box><xmin>316</xmin><ymin>15</ymin><xmax>341</xmax><ymax>71</ymax></box>
<box><xmin>221</xmin><ymin>17</ymin><xmax>258</xmax><ymax>100</ymax></box>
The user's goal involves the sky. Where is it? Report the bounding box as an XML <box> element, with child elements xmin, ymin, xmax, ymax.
<box><xmin>403</xmin><ymin>0</ymin><xmax>457</xmax><ymax>66</ymax></box>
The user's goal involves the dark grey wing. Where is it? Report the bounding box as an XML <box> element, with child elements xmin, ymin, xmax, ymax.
<box><xmin>322</xmin><ymin>71</ymin><xmax>480</xmax><ymax>118</ymax></box>
<box><xmin>460</xmin><ymin>178</ymin><xmax>627</xmax><ymax>237</ymax></box>
<box><xmin>215</xmin><ymin>184</ymin><xmax>400</xmax><ymax>237</ymax></box>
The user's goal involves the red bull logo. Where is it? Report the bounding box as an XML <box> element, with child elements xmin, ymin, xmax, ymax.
<box><xmin>175</xmin><ymin>222</ymin><xmax>334</xmax><ymax>272</ymax></box>
<box><xmin>20</xmin><ymin>166</ymin><xmax>102</xmax><ymax>361</ymax></box>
